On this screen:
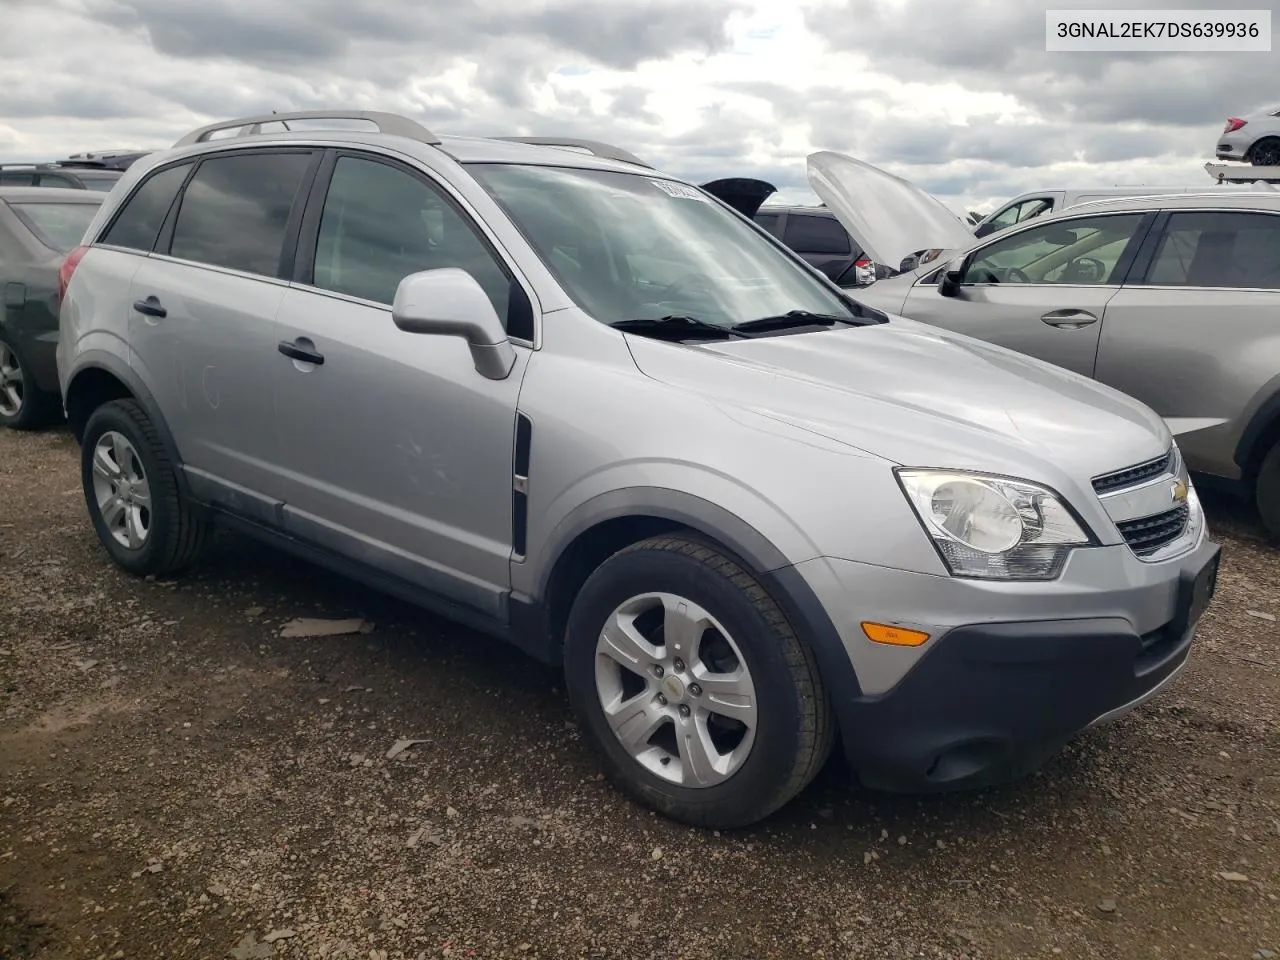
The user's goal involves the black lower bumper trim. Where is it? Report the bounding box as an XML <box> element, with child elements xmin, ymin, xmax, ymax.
<box><xmin>839</xmin><ymin>542</ymin><xmax>1220</xmax><ymax>793</ymax></box>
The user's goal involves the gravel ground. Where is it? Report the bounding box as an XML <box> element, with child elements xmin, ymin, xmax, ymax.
<box><xmin>1</xmin><ymin>425</ymin><xmax>1277</xmax><ymax>960</ymax></box>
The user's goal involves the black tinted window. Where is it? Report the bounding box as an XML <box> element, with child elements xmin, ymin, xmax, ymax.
<box><xmin>754</xmin><ymin>213</ymin><xmax>779</xmax><ymax>233</ymax></box>
<box><xmin>783</xmin><ymin>214</ymin><xmax>850</xmax><ymax>255</ymax></box>
<box><xmin>1147</xmin><ymin>211</ymin><xmax>1280</xmax><ymax>289</ymax></box>
<box><xmin>0</xmin><ymin>172</ymin><xmax>35</xmax><ymax>187</ymax></box>
<box><xmin>10</xmin><ymin>202</ymin><xmax>101</xmax><ymax>252</ymax></box>
<box><xmin>312</xmin><ymin>155</ymin><xmax>512</xmax><ymax>325</ymax></box>
<box><xmin>101</xmin><ymin>162</ymin><xmax>191</xmax><ymax>252</ymax></box>
<box><xmin>170</xmin><ymin>152</ymin><xmax>311</xmax><ymax>276</ymax></box>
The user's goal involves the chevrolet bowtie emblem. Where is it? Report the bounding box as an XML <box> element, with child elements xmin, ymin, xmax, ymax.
<box><xmin>1172</xmin><ymin>479</ymin><xmax>1188</xmax><ymax>502</ymax></box>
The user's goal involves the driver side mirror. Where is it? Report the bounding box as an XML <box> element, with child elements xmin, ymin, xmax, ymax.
<box><xmin>938</xmin><ymin>259</ymin><xmax>965</xmax><ymax>298</ymax></box>
<box><xmin>392</xmin><ymin>268</ymin><xmax>517</xmax><ymax>381</ymax></box>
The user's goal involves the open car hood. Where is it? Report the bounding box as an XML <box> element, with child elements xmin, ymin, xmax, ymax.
<box><xmin>805</xmin><ymin>151</ymin><xmax>975</xmax><ymax>269</ymax></box>
<box><xmin>699</xmin><ymin>177</ymin><xmax>778</xmax><ymax>218</ymax></box>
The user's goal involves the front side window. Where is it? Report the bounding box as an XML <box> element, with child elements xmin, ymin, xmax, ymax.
<box><xmin>100</xmin><ymin>162</ymin><xmax>192</xmax><ymax>252</ymax></box>
<box><xmin>468</xmin><ymin>164</ymin><xmax>860</xmax><ymax>329</ymax></box>
<box><xmin>169</xmin><ymin>152</ymin><xmax>312</xmax><ymax>276</ymax></box>
<box><xmin>963</xmin><ymin>213</ymin><xmax>1145</xmax><ymax>285</ymax></box>
<box><xmin>310</xmin><ymin>154</ymin><xmax>512</xmax><ymax>325</ymax></box>
<box><xmin>1146</xmin><ymin>210</ymin><xmax>1280</xmax><ymax>289</ymax></box>
<box><xmin>10</xmin><ymin>202</ymin><xmax>101</xmax><ymax>252</ymax></box>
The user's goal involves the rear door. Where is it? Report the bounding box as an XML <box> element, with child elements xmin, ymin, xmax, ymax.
<box><xmin>1095</xmin><ymin>208</ymin><xmax>1280</xmax><ymax>478</ymax></box>
<box><xmin>896</xmin><ymin>211</ymin><xmax>1153</xmax><ymax>378</ymax></box>
<box><xmin>128</xmin><ymin>148</ymin><xmax>319</xmax><ymax>517</ymax></box>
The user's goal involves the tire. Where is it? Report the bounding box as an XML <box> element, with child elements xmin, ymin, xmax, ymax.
<box><xmin>1256</xmin><ymin>440</ymin><xmax>1280</xmax><ymax>540</ymax></box>
<box><xmin>1248</xmin><ymin>137</ymin><xmax>1280</xmax><ymax>167</ymax></box>
<box><xmin>563</xmin><ymin>535</ymin><xmax>833</xmax><ymax>829</ymax></box>
<box><xmin>80</xmin><ymin>398</ymin><xmax>208</xmax><ymax>576</ymax></box>
<box><xmin>0</xmin><ymin>333</ymin><xmax>61</xmax><ymax>430</ymax></box>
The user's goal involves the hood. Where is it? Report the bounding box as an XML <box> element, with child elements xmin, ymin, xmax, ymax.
<box><xmin>699</xmin><ymin>177</ymin><xmax>778</xmax><ymax>217</ymax></box>
<box><xmin>806</xmin><ymin>151</ymin><xmax>975</xmax><ymax>270</ymax></box>
<box><xmin>625</xmin><ymin>318</ymin><xmax>1170</xmax><ymax>482</ymax></box>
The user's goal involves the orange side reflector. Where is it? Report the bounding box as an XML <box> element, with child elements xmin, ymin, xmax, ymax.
<box><xmin>861</xmin><ymin>622</ymin><xmax>930</xmax><ymax>647</ymax></box>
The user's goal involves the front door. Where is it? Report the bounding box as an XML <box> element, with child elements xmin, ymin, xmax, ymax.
<box><xmin>898</xmin><ymin>212</ymin><xmax>1152</xmax><ymax>378</ymax></box>
<box><xmin>271</xmin><ymin>151</ymin><xmax>532</xmax><ymax>617</ymax></box>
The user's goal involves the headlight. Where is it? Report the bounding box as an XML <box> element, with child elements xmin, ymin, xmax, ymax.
<box><xmin>897</xmin><ymin>469</ymin><xmax>1094</xmax><ymax>580</ymax></box>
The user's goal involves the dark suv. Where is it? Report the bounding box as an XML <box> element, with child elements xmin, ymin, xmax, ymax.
<box><xmin>0</xmin><ymin>153</ymin><xmax>148</xmax><ymax>193</ymax></box>
<box><xmin>752</xmin><ymin>205</ymin><xmax>891</xmax><ymax>287</ymax></box>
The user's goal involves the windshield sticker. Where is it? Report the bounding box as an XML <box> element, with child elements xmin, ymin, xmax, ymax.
<box><xmin>650</xmin><ymin>179</ymin><xmax>709</xmax><ymax>202</ymax></box>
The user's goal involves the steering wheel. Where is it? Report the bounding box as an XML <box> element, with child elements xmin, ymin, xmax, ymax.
<box><xmin>1004</xmin><ymin>267</ymin><xmax>1032</xmax><ymax>284</ymax></box>
<box><xmin>1072</xmin><ymin>256</ymin><xmax>1106</xmax><ymax>283</ymax></box>
<box><xmin>656</xmin><ymin>272</ymin><xmax>713</xmax><ymax>302</ymax></box>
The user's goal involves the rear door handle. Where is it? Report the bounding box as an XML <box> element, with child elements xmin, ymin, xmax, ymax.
<box><xmin>278</xmin><ymin>339</ymin><xmax>325</xmax><ymax>365</ymax></box>
<box><xmin>132</xmin><ymin>296</ymin><xmax>166</xmax><ymax>318</ymax></box>
<box><xmin>1040</xmin><ymin>309</ymin><xmax>1098</xmax><ymax>329</ymax></box>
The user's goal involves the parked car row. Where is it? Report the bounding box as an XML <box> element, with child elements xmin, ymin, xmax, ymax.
<box><xmin>0</xmin><ymin>151</ymin><xmax>149</xmax><ymax>192</ymax></box>
<box><xmin>34</xmin><ymin>109</ymin><xmax>1220</xmax><ymax>830</ymax></box>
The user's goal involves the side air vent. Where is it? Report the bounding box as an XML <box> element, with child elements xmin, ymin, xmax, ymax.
<box><xmin>512</xmin><ymin>413</ymin><xmax>532</xmax><ymax>558</ymax></box>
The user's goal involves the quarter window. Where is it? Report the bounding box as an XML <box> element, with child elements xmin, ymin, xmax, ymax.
<box><xmin>783</xmin><ymin>214</ymin><xmax>850</xmax><ymax>255</ymax></box>
<box><xmin>311</xmin><ymin>155</ymin><xmax>514</xmax><ymax>326</ymax></box>
<box><xmin>169</xmin><ymin>152</ymin><xmax>312</xmax><ymax>276</ymax></box>
<box><xmin>1146</xmin><ymin>211</ymin><xmax>1280</xmax><ymax>289</ymax></box>
<box><xmin>963</xmin><ymin>214</ymin><xmax>1145</xmax><ymax>285</ymax></box>
<box><xmin>100</xmin><ymin>162</ymin><xmax>191</xmax><ymax>252</ymax></box>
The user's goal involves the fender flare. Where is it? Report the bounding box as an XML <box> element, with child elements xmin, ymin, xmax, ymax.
<box><xmin>528</xmin><ymin>486</ymin><xmax>865</xmax><ymax>703</ymax></box>
<box><xmin>65</xmin><ymin>352</ymin><xmax>190</xmax><ymax>497</ymax></box>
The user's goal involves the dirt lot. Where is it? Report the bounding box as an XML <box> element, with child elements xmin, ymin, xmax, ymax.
<box><xmin>0</xmin><ymin>425</ymin><xmax>1277</xmax><ymax>960</ymax></box>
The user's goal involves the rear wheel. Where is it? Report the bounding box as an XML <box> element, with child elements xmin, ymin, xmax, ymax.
<box><xmin>563</xmin><ymin>535</ymin><xmax>833</xmax><ymax>829</ymax></box>
<box><xmin>0</xmin><ymin>335</ymin><xmax>60</xmax><ymax>430</ymax></box>
<box><xmin>1249</xmin><ymin>137</ymin><xmax>1280</xmax><ymax>167</ymax></box>
<box><xmin>81</xmin><ymin>399</ymin><xmax>208</xmax><ymax>575</ymax></box>
<box><xmin>1256</xmin><ymin>440</ymin><xmax>1280</xmax><ymax>540</ymax></box>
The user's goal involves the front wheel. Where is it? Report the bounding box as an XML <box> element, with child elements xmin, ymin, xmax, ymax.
<box><xmin>564</xmin><ymin>535</ymin><xmax>833</xmax><ymax>829</ymax></box>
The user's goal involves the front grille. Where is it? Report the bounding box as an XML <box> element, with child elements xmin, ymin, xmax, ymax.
<box><xmin>1092</xmin><ymin>450</ymin><xmax>1174</xmax><ymax>495</ymax></box>
<box><xmin>1115</xmin><ymin>504</ymin><xmax>1189</xmax><ymax>556</ymax></box>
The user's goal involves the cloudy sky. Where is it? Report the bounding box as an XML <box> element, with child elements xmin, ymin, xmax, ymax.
<box><xmin>2</xmin><ymin>0</ymin><xmax>1277</xmax><ymax>215</ymax></box>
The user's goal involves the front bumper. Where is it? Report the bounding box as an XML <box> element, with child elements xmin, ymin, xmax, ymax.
<box><xmin>794</xmin><ymin>536</ymin><xmax>1220</xmax><ymax>792</ymax></box>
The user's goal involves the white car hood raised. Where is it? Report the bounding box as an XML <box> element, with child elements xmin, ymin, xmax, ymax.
<box><xmin>626</xmin><ymin>318</ymin><xmax>1171</xmax><ymax>481</ymax></box>
<box><xmin>806</xmin><ymin>151</ymin><xmax>975</xmax><ymax>269</ymax></box>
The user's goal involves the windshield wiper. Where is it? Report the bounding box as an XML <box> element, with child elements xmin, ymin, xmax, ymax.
<box><xmin>730</xmin><ymin>310</ymin><xmax>861</xmax><ymax>334</ymax></box>
<box><xmin>610</xmin><ymin>315</ymin><xmax>745</xmax><ymax>341</ymax></box>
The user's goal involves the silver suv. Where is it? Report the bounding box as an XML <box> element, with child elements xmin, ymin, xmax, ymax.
<box><xmin>57</xmin><ymin>110</ymin><xmax>1220</xmax><ymax>828</ymax></box>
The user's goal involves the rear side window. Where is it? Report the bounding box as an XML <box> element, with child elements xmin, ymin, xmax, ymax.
<box><xmin>1147</xmin><ymin>211</ymin><xmax>1280</xmax><ymax>289</ymax></box>
<box><xmin>169</xmin><ymin>152</ymin><xmax>312</xmax><ymax>276</ymax></box>
<box><xmin>0</xmin><ymin>171</ymin><xmax>35</xmax><ymax>187</ymax></box>
<box><xmin>783</xmin><ymin>214</ymin><xmax>850</xmax><ymax>255</ymax></box>
<box><xmin>10</xmin><ymin>202</ymin><xmax>101</xmax><ymax>252</ymax></box>
<box><xmin>754</xmin><ymin>212</ymin><xmax>780</xmax><ymax>234</ymax></box>
<box><xmin>100</xmin><ymin>162</ymin><xmax>192</xmax><ymax>252</ymax></box>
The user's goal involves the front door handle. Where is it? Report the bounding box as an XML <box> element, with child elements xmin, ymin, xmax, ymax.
<box><xmin>132</xmin><ymin>296</ymin><xmax>166</xmax><ymax>318</ymax></box>
<box><xmin>277</xmin><ymin>339</ymin><xmax>325</xmax><ymax>365</ymax></box>
<box><xmin>1040</xmin><ymin>309</ymin><xmax>1098</xmax><ymax>329</ymax></box>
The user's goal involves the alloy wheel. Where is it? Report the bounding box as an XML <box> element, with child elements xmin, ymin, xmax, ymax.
<box><xmin>594</xmin><ymin>592</ymin><xmax>758</xmax><ymax>787</ymax></box>
<box><xmin>90</xmin><ymin>431</ymin><xmax>152</xmax><ymax>549</ymax></box>
<box><xmin>0</xmin><ymin>343</ymin><xmax>24</xmax><ymax>418</ymax></box>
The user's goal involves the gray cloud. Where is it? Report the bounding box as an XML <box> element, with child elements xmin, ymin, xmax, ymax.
<box><xmin>82</xmin><ymin>0</ymin><xmax>745</xmax><ymax>70</ymax></box>
<box><xmin>805</xmin><ymin>0</ymin><xmax>1280</xmax><ymax>127</ymax></box>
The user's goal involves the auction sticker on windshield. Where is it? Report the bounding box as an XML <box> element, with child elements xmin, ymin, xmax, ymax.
<box><xmin>650</xmin><ymin>179</ymin><xmax>709</xmax><ymax>201</ymax></box>
<box><xmin>1046</xmin><ymin>9</ymin><xmax>1270</xmax><ymax>51</ymax></box>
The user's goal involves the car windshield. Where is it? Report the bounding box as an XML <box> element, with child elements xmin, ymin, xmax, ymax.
<box><xmin>467</xmin><ymin>163</ymin><xmax>859</xmax><ymax>329</ymax></box>
<box><xmin>10</xmin><ymin>201</ymin><xmax>100</xmax><ymax>252</ymax></box>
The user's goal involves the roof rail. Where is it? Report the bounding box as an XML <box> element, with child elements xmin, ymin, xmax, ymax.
<box><xmin>173</xmin><ymin>110</ymin><xmax>442</xmax><ymax>148</ymax></box>
<box><xmin>494</xmin><ymin>136</ymin><xmax>651</xmax><ymax>168</ymax></box>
